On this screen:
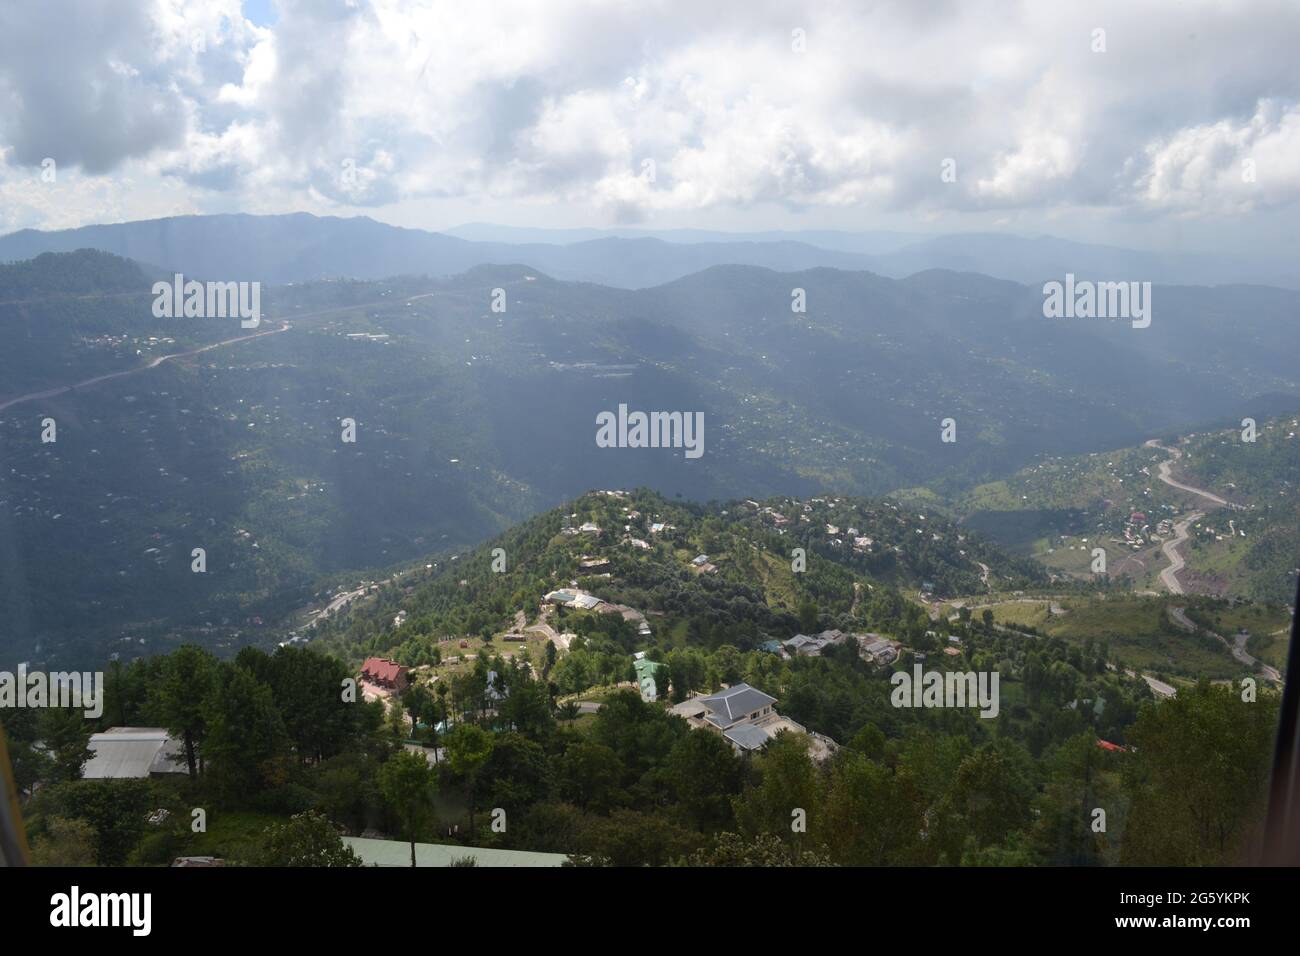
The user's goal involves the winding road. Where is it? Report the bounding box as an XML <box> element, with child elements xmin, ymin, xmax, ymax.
<box><xmin>1145</xmin><ymin>439</ymin><xmax>1227</xmax><ymax>506</ymax></box>
<box><xmin>1168</xmin><ymin>605</ymin><xmax>1282</xmax><ymax>684</ymax></box>
<box><xmin>1144</xmin><ymin>439</ymin><xmax>1227</xmax><ymax>594</ymax></box>
<box><xmin>1157</xmin><ymin>510</ymin><xmax>1203</xmax><ymax>596</ymax></box>
<box><xmin>1145</xmin><ymin>440</ymin><xmax>1282</xmax><ymax>684</ymax></box>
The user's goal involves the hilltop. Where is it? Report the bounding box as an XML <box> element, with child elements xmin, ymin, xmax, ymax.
<box><xmin>305</xmin><ymin>487</ymin><xmax>1047</xmax><ymax>671</ymax></box>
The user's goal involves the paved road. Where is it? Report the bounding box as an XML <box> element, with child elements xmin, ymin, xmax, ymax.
<box><xmin>1145</xmin><ymin>439</ymin><xmax>1229</xmax><ymax>594</ymax></box>
<box><xmin>1158</xmin><ymin>510</ymin><xmax>1204</xmax><ymax>595</ymax></box>
<box><xmin>0</xmin><ymin>322</ymin><xmax>291</xmax><ymax>413</ymax></box>
<box><xmin>1145</xmin><ymin>439</ymin><xmax>1228</xmax><ymax>506</ymax></box>
<box><xmin>0</xmin><ymin>293</ymin><xmax>428</xmax><ymax>414</ymax></box>
<box><xmin>1168</xmin><ymin>605</ymin><xmax>1282</xmax><ymax>684</ymax></box>
<box><xmin>1122</xmin><ymin>668</ymin><xmax>1177</xmax><ymax>698</ymax></box>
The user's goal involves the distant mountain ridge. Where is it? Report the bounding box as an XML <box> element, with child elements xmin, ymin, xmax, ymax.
<box><xmin>4</xmin><ymin>212</ymin><xmax>1298</xmax><ymax>290</ymax></box>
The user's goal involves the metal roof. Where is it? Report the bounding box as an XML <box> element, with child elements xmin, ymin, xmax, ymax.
<box><xmin>342</xmin><ymin>836</ymin><xmax>567</xmax><ymax>867</ymax></box>
<box><xmin>696</xmin><ymin>683</ymin><xmax>777</xmax><ymax>726</ymax></box>
<box><xmin>83</xmin><ymin>728</ymin><xmax>187</xmax><ymax>779</ymax></box>
<box><xmin>723</xmin><ymin>723</ymin><xmax>772</xmax><ymax>751</ymax></box>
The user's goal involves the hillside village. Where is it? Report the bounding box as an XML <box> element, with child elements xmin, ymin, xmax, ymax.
<box><xmin>326</xmin><ymin>489</ymin><xmax>969</xmax><ymax>761</ymax></box>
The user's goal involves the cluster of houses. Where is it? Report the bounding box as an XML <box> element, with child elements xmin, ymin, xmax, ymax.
<box><xmin>543</xmin><ymin>588</ymin><xmax>652</xmax><ymax>637</ymax></box>
<box><xmin>759</xmin><ymin>629</ymin><xmax>901</xmax><ymax>665</ymax></box>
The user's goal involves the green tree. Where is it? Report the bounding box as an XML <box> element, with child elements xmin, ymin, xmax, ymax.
<box><xmin>38</xmin><ymin>708</ymin><xmax>93</xmax><ymax>783</ymax></box>
<box><xmin>378</xmin><ymin>750</ymin><xmax>438</xmax><ymax>867</ymax></box>
<box><xmin>149</xmin><ymin>644</ymin><xmax>218</xmax><ymax>777</ymax></box>
<box><xmin>445</xmin><ymin>723</ymin><xmax>494</xmax><ymax>831</ymax></box>
<box><xmin>1121</xmin><ymin>682</ymin><xmax>1277</xmax><ymax>865</ymax></box>
<box><xmin>665</xmin><ymin>729</ymin><xmax>741</xmax><ymax>829</ymax></box>
<box><xmin>555</xmin><ymin>740</ymin><xmax>625</xmax><ymax>812</ymax></box>
<box><xmin>204</xmin><ymin>665</ymin><xmax>290</xmax><ymax>804</ymax></box>
<box><xmin>254</xmin><ymin>810</ymin><xmax>364</xmax><ymax>867</ymax></box>
<box><xmin>1030</xmin><ymin>733</ymin><xmax>1119</xmax><ymax>866</ymax></box>
<box><xmin>943</xmin><ymin>738</ymin><xmax>1036</xmax><ymax>852</ymax></box>
<box><xmin>823</xmin><ymin>752</ymin><xmax>926</xmax><ymax>865</ymax></box>
<box><xmin>732</xmin><ymin>732</ymin><xmax>825</xmax><ymax>846</ymax></box>
<box><xmin>798</xmin><ymin>600</ymin><xmax>820</xmax><ymax>634</ymax></box>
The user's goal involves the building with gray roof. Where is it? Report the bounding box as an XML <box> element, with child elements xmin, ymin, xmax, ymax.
<box><xmin>83</xmin><ymin>728</ymin><xmax>189</xmax><ymax>779</ymax></box>
<box><xmin>696</xmin><ymin>683</ymin><xmax>777</xmax><ymax>730</ymax></box>
<box><xmin>723</xmin><ymin>722</ymin><xmax>773</xmax><ymax>752</ymax></box>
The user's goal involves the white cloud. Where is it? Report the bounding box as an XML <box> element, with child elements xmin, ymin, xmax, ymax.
<box><xmin>0</xmin><ymin>0</ymin><xmax>1298</xmax><ymax>238</ymax></box>
<box><xmin>1134</xmin><ymin>99</ymin><xmax>1300</xmax><ymax>215</ymax></box>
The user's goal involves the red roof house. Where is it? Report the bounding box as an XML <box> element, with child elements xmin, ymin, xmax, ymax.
<box><xmin>361</xmin><ymin>657</ymin><xmax>409</xmax><ymax>692</ymax></box>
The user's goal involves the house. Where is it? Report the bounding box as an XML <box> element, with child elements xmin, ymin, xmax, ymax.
<box><xmin>691</xmin><ymin>554</ymin><xmax>710</xmax><ymax>566</ymax></box>
<box><xmin>860</xmin><ymin>636</ymin><xmax>899</xmax><ymax>665</ymax></box>
<box><xmin>694</xmin><ymin>683</ymin><xmax>777</xmax><ymax>732</ymax></box>
<box><xmin>782</xmin><ymin>629</ymin><xmax>847</xmax><ymax>658</ymax></box>
<box><xmin>632</xmin><ymin>655</ymin><xmax>665</xmax><ymax>702</ymax></box>
<box><xmin>83</xmin><ymin>728</ymin><xmax>189</xmax><ymax>780</ymax></box>
<box><xmin>782</xmin><ymin>634</ymin><xmax>823</xmax><ymax>657</ymax></box>
<box><xmin>361</xmin><ymin>657</ymin><xmax>409</xmax><ymax>692</ymax></box>
<box><xmin>544</xmin><ymin>589</ymin><xmax>602</xmax><ymax>610</ymax></box>
<box><xmin>579</xmin><ymin>556</ymin><xmax>611</xmax><ymax>574</ymax></box>
<box><xmin>673</xmin><ymin>683</ymin><xmax>836</xmax><ymax>760</ymax></box>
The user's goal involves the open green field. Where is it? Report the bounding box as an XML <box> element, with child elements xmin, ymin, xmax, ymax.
<box><xmin>989</xmin><ymin>595</ymin><xmax>1245</xmax><ymax>680</ymax></box>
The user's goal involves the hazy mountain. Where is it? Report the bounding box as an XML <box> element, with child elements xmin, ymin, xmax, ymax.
<box><xmin>443</xmin><ymin>223</ymin><xmax>924</xmax><ymax>255</ymax></box>
<box><xmin>0</xmin><ymin>213</ymin><xmax>875</xmax><ymax>288</ymax></box>
<box><xmin>865</xmin><ymin>233</ymin><xmax>1300</xmax><ymax>290</ymax></box>
<box><xmin>4</xmin><ymin>213</ymin><xmax>1299</xmax><ymax>290</ymax></box>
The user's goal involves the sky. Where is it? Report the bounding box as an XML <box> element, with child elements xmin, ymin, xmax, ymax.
<box><xmin>0</xmin><ymin>0</ymin><xmax>1297</xmax><ymax>256</ymax></box>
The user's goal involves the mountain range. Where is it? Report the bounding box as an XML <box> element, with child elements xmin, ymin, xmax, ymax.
<box><xmin>4</xmin><ymin>213</ymin><xmax>1299</xmax><ymax>290</ymax></box>
<box><xmin>2</xmin><ymin>236</ymin><xmax>1299</xmax><ymax>667</ymax></box>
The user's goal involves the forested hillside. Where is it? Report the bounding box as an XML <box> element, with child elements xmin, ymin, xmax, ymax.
<box><xmin>4</xmin><ymin>250</ymin><xmax>1297</xmax><ymax>667</ymax></box>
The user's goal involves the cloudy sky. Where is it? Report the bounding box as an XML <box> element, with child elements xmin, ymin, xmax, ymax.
<box><xmin>1</xmin><ymin>0</ymin><xmax>1297</xmax><ymax>255</ymax></box>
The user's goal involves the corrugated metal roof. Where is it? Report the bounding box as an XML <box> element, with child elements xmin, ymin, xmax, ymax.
<box><xmin>342</xmin><ymin>836</ymin><xmax>567</xmax><ymax>867</ymax></box>
<box><xmin>723</xmin><ymin>723</ymin><xmax>772</xmax><ymax>751</ymax></box>
<box><xmin>83</xmin><ymin>728</ymin><xmax>187</xmax><ymax>779</ymax></box>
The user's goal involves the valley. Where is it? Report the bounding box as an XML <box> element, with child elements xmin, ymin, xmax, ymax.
<box><xmin>2</xmin><ymin>248</ymin><xmax>1297</xmax><ymax>674</ymax></box>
